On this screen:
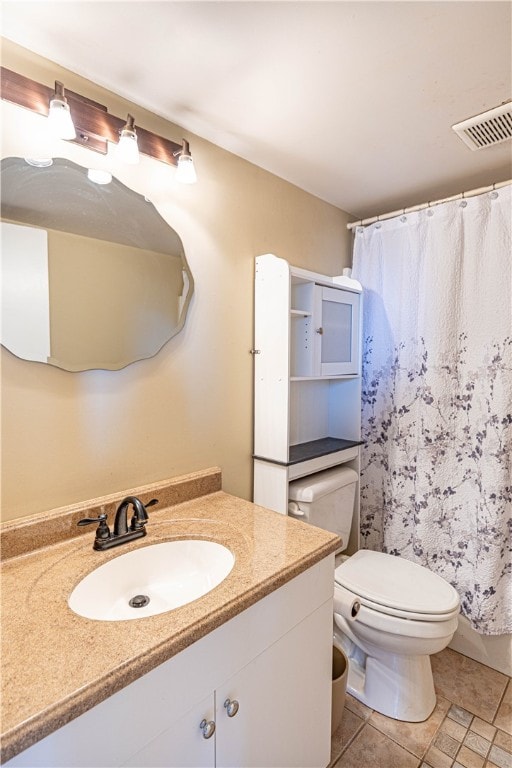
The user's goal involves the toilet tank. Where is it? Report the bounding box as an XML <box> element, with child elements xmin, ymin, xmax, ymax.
<box><xmin>288</xmin><ymin>466</ymin><xmax>358</xmax><ymax>551</ymax></box>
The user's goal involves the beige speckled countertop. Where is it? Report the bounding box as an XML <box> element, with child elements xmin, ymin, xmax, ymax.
<box><xmin>1</xmin><ymin>468</ymin><xmax>339</xmax><ymax>763</ymax></box>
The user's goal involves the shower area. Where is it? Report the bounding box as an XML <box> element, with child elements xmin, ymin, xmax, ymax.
<box><xmin>350</xmin><ymin>181</ymin><xmax>512</xmax><ymax>675</ymax></box>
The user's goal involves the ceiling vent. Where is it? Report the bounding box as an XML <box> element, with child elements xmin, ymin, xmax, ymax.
<box><xmin>452</xmin><ymin>103</ymin><xmax>512</xmax><ymax>150</ymax></box>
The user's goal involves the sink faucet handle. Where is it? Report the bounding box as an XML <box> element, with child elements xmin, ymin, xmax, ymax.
<box><xmin>141</xmin><ymin>498</ymin><xmax>159</xmax><ymax>519</ymax></box>
<box><xmin>77</xmin><ymin>513</ymin><xmax>111</xmax><ymax>540</ymax></box>
<box><xmin>130</xmin><ymin>498</ymin><xmax>159</xmax><ymax>531</ymax></box>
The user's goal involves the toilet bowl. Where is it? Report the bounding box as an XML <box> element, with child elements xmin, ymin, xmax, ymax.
<box><xmin>288</xmin><ymin>467</ymin><xmax>460</xmax><ymax>723</ymax></box>
<box><xmin>333</xmin><ymin>549</ymin><xmax>459</xmax><ymax>721</ymax></box>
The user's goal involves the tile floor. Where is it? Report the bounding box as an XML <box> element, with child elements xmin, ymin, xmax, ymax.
<box><xmin>330</xmin><ymin>648</ymin><xmax>511</xmax><ymax>768</ymax></box>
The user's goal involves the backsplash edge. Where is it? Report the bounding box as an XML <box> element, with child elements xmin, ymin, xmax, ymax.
<box><xmin>0</xmin><ymin>467</ymin><xmax>222</xmax><ymax>561</ymax></box>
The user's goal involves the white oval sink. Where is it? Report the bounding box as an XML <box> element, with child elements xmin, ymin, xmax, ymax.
<box><xmin>68</xmin><ymin>540</ymin><xmax>234</xmax><ymax>621</ymax></box>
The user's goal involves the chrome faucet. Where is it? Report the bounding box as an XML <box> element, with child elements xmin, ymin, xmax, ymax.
<box><xmin>78</xmin><ymin>497</ymin><xmax>158</xmax><ymax>551</ymax></box>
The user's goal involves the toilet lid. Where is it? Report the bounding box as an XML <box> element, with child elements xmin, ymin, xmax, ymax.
<box><xmin>334</xmin><ymin>550</ymin><xmax>459</xmax><ymax>616</ymax></box>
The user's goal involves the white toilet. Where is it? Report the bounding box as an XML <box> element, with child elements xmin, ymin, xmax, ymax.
<box><xmin>288</xmin><ymin>466</ymin><xmax>460</xmax><ymax>722</ymax></box>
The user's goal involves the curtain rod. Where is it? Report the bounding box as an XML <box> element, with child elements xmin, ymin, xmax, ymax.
<box><xmin>347</xmin><ymin>178</ymin><xmax>511</xmax><ymax>230</ymax></box>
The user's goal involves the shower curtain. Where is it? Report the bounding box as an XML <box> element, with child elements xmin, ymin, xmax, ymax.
<box><xmin>352</xmin><ymin>184</ymin><xmax>511</xmax><ymax>635</ymax></box>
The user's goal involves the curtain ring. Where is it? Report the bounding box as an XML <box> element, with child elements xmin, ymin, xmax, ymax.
<box><xmin>400</xmin><ymin>208</ymin><xmax>407</xmax><ymax>223</ymax></box>
<box><xmin>427</xmin><ymin>201</ymin><xmax>434</xmax><ymax>217</ymax></box>
<box><xmin>460</xmin><ymin>191</ymin><xmax>468</xmax><ymax>208</ymax></box>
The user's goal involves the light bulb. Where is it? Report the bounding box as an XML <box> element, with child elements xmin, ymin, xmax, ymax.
<box><xmin>48</xmin><ymin>82</ymin><xmax>76</xmax><ymax>140</ymax></box>
<box><xmin>175</xmin><ymin>140</ymin><xmax>197</xmax><ymax>184</ymax></box>
<box><xmin>117</xmin><ymin>114</ymin><xmax>139</xmax><ymax>164</ymax></box>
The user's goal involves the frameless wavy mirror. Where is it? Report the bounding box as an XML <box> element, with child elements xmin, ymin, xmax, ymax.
<box><xmin>0</xmin><ymin>157</ymin><xmax>194</xmax><ymax>371</ymax></box>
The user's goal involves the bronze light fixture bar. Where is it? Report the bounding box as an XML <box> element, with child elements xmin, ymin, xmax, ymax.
<box><xmin>0</xmin><ymin>66</ymin><xmax>184</xmax><ymax>167</ymax></box>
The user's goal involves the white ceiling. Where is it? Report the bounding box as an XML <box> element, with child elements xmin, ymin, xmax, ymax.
<box><xmin>2</xmin><ymin>1</ymin><xmax>511</xmax><ymax>218</ymax></box>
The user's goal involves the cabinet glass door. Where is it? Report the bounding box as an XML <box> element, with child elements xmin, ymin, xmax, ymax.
<box><xmin>315</xmin><ymin>286</ymin><xmax>359</xmax><ymax>375</ymax></box>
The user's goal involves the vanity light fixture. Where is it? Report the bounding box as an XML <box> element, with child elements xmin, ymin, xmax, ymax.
<box><xmin>116</xmin><ymin>113</ymin><xmax>139</xmax><ymax>165</ymax></box>
<box><xmin>47</xmin><ymin>80</ymin><xmax>76</xmax><ymax>140</ymax></box>
<box><xmin>174</xmin><ymin>139</ymin><xmax>197</xmax><ymax>184</ymax></box>
<box><xmin>1</xmin><ymin>67</ymin><xmax>198</xmax><ymax>181</ymax></box>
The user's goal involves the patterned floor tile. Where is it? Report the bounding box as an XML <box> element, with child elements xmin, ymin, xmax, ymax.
<box><xmin>441</xmin><ymin>715</ymin><xmax>469</xmax><ymax>742</ymax></box>
<box><xmin>456</xmin><ymin>744</ymin><xmax>485</xmax><ymax>767</ymax></box>
<box><xmin>449</xmin><ymin>704</ymin><xmax>475</xmax><ymax>727</ymax></box>
<box><xmin>423</xmin><ymin>743</ymin><xmax>455</xmax><ymax>768</ymax></box>
<box><xmin>369</xmin><ymin>696</ymin><xmax>451</xmax><ymax>757</ymax></box>
<box><xmin>488</xmin><ymin>744</ymin><xmax>512</xmax><ymax>768</ymax></box>
<box><xmin>464</xmin><ymin>731</ymin><xmax>492</xmax><ymax>758</ymax></box>
<box><xmin>494</xmin><ymin>730</ymin><xmax>512</xmax><ymax>752</ymax></box>
<box><xmin>431</xmin><ymin>649</ymin><xmax>509</xmax><ymax>722</ymax></box>
<box><xmin>435</xmin><ymin>729</ymin><xmax>461</xmax><ymax>757</ymax></box>
<box><xmin>494</xmin><ymin>681</ymin><xmax>512</xmax><ymax>736</ymax></box>
<box><xmin>344</xmin><ymin>692</ymin><xmax>373</xmax><ymax>721</ymax></box>
<box><xmin>330</xmin><ymin>708</ymin><xmax>365</xmax><ymax>764</ymax></box>
<box><xmin>332</xmin><ymin>724</ymin><xmax>419</xmax><ymax>768</ymax></box>
<box><xmin>471</xmin><ymin>718</ymin><xmax>497</xmax><ymax>742</ymax></box>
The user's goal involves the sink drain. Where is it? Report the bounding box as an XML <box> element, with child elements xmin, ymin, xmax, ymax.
<box><xmin>128</xmin><ymin>594</ymin><xmax>150</xmax><ymax>609</ymax></box>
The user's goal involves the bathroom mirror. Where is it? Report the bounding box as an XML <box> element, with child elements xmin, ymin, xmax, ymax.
<box><xmin>0</xmin><ymin>157</ymin><xmax>194</xmax><ymax>371</ymax></box>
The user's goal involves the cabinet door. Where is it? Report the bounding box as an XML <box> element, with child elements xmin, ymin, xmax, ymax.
<box><xmin>122</xmin><ymin>693</ymin><xmax>214</xmax><ymax>768</ymax></box>
<box><xmin>215</xmin><ymin>600</ymin><xmax>332</xmax><ymax>768</ymax></box>
<box><xmin>314</xmin><ymin>286</ymin><xmax>360</xmax><ymax>376</ymax></box>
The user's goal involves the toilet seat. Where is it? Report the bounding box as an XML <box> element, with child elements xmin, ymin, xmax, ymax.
<box><xmin>335</xmin><ymin>587</ymin><xmax>459</xmax><ymax>643</ymax></box>
<box><xmin>334</xmin><ymin>549</ymin><xmax>460</xmax><ymax>620</ymax></box>
<box><xmin>335</xmin><ymin>583</ymin><xmax>460</xmax><ymax>623</ymax></box>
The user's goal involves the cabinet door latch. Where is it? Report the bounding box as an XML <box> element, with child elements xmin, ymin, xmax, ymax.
<box><xmin>249</xmin><ymin>349</ymin><xmax>261</xmax><ymax>354</ymax></box>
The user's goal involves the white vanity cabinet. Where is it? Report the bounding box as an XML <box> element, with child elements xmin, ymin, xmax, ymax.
<box><xmin>6</xmin><ymin>557</ymin><xmax>333</xmax><ymax>768</ymax></box>
<box><xmin>253</xmin><ymin>254</ymin><xmax>362</xmax><ymax>551</ymax></box>
<box><xmin>125</xmin><ymin>599</ymin><xmax>331</xmax><ymax>768</ymax></box>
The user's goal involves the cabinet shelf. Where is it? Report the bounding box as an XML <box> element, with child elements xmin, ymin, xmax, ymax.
<box><xmin>290</xmin><ymin>309</ymin><xmax>312</xmax><ymax>317</ymax></box>
<box><xmin>254</xmin><ymin>437</ymin><xmax>363</xmax><ymax>467</ymax></box>
<box><xmin>289</xmin><ymin>437</ymin><xmax>363</xmax><ymax>465</ymax></box>
<box><xmin>290</xmin><ymin>374</ymin><xmax>359</xmax><ymax>381</ymax></box>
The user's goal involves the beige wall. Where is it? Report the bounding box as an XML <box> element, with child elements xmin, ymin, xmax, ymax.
<box><xmin>1</xmin><ymin>40</ymin><xmax>353</xmax><ymax>521</ymax></box>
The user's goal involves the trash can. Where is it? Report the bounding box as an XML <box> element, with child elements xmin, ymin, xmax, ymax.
<box><xmin>331</xmin><ymin>644</ymin><xmax>348</xmax><ymax>734</ymax></box>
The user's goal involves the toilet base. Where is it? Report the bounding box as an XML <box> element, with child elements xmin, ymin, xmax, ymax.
<box><xmin>338</xmin><ymin>634</ymin><xmax>437</xmax><ymax>722</ymax></box>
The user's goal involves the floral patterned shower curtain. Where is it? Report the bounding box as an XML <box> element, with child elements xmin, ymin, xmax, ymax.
<box><xmin>352</xmin><ymin>184</ymin><xmax>511</xmax><ymax>635</ymax></box>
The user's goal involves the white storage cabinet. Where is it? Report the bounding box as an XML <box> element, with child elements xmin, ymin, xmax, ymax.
<box><xmin>253</xmin><ymin>254</ymin><xmax>362</xmax><ymax>552</ymax></box>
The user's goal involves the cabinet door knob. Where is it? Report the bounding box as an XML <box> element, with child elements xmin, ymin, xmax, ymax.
<box><xmin>224</xmin><ymin>698</ymin><xmax>240</xmax><ymax>717</ymax></box>
<box><xmin>315</xmin><ymin>327</ymin><xmax>324</xmax><ymax>334</ymax></box>
<box><xmin>199</xmin><ymin>718</ymin><xmax>216</xmax><ymax>739</ymax></box>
